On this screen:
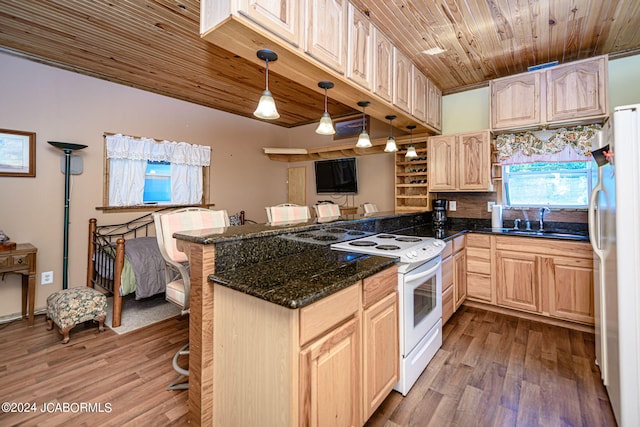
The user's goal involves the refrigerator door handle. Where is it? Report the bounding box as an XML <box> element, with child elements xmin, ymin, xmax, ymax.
<box><xmin>588</xmin><ymin>181</ymin><xmax>604</xmax><ymax>260</ymax></box>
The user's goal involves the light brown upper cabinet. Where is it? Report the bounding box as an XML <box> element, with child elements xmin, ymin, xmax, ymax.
<box><xmin>426</xmin><ymin>80</ymin><xmax>442</xmax><ymax>132</ymax></box>
<box><xmin>346</xmin><ymin>3</ymin><xmax>372</xmax><ymax>90</ymax></box>
<box><xmin>546</xmin><ymin>56</ymin><xmax>608</xmax><ymax>122</ymax></box>
<box><xmin>411</xmin><ymin>65</ymin><xmax>427</xmax><ymax>122</ymax></box>
<box><xmin>490</xmin><ymin>72</ymin><xmax>542</xmax><ymax>130</ymax></box>
<box><xmin>393</xmin><ymin>47</ymin><xmax>412</xmax><ymax>113</ymax></box>
<box><xmin>238</xmin><ymin>0</ymin><xmax>302</xmax><ymax>46</ymax></box>
<box><xmin>490</xmin><ymin>55</ymin><xmax>608</xmax><ymax>131</ymax></box>
<box><xmin>428</xmin><ymin>130</ymin><xmax>492</xmax><ymax>192</ymax></box>
<box><xmin>373</xmin><ymin>27</ymin><xmax>393</xmax><ymax>102</ymax></box>
<box><xmin>305</xmin><ymin>0</ymin><xmax>348</xmax><ymax>74</ymax></box>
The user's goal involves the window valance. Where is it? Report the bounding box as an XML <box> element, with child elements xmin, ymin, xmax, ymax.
<box><xmin>495</xmin><ymin>124</ymin><xmax>600</xmax><ymax>165</ymax></box>
<box><xmin>106</xmin><ymin>134</ymin><xmax>211</xmax><ymax>166</ymax></box>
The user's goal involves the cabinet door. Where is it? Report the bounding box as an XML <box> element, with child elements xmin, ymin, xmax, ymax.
<box><xmin>496</xmin><ymin>251</ymin><xmax>540</xmax><ymax>312</ymax></box>
<box><xmin>305</xmin><ymin>0</ymin><xmax>347</xmax><ymax>73</ymax></box>
<box><xmin>300</xmin><ymin>316</ymin><xmax>361</xmax><ymax>427</ymax></box>
<box><xmin>546</xmin><ymin>56</ymin><xmax>608</xmax><ymax>122</ymax></box>
<box><xmin>546</xmin><ymin>256</ymin><xmax>594</xmax><ymax>324</ymax></box>
<box><xmin>372</xmin><ymin>27</ymin><xmax>393</xmax><ymax>102</ymax></box>
<box><xmin>491</xmin><ymin>72</ymin><xmax>542</xmax><ymax>130</ymax></box>
<box><xmin>363</xmin><ymin>292</ymin><xmax>398</xmax><ymax>420</ymax></box>
<box><xmin>393</xmin><ymin>47</ymin><xmax>412</xmax><ymax>113</ymax></box>
<box><xmin>411</xmin><ymin>64</ymin><xmax>427</xmax><ymax>122</ymax></box>
<box><xmin>454</xmin><ymin>249</ymin><xmax>467</xmax><ymax>309</ymax></box>
<box><xmin>458</xmin><ymin>131</ymin><xmax>492</xmax><ymax>191</ymax></box>
<box><xmin>441</xmin><ymin>254</ymin><xmax>454</xmax><ymax>323</ymax></box>
<box><xmin>426</xmin><ymin>79</ymin><xmax>442</xmax><ymax>131</ymax></box>
<box><xmin>346</xmin><ymin>3</ymin><xmax>372</xmax><ymax>89</ymax></box>
<box><xmin>428</xmin><ymin>135</ymin><xmax>456</xmax><ymax>191</ymax></box>
<box><xmin>240</xmin><ymin>0</ymin><xmax>301</xmax><ymax>46</ymax></box>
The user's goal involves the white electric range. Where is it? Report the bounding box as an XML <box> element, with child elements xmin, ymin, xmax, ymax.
<box><xmin>331</xmin><ymin>233</ymin><xmax>445</xmax><ymax>395</ymax></box>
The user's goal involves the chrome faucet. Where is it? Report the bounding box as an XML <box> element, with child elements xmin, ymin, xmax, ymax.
<box><xmin>539</xmin><ymin>207</ymin><xmax>550</xmax><ymax>230</ymax></box>
<box><xmin>513</xmin><ymin>218</ymin><xmax>520</xmax><ymax>230</ymax></box>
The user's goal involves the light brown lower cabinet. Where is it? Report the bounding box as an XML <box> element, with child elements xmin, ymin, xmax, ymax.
<box><xmin>465</xmin><ymin>234</ymin><xmax>493</xmax><ymax>303</ymax></box>
<box><xmin>496</xmin><ymin>250</ymin><xmax>540</xmax><ymax>312</ymax></box>
<box><xmin>453</xmin><ymin>238</ymin><xmax>467</xmax><ymax>309</ymax></box>
<box><xmin>545</xmin><ymin>256</ymin><xmax>594</xmax><ymax>324</ymax></box>
<box><xmin>212</xmin><ymin>265</ymin><xmax>398</xmax><ymax>426</ymax></box>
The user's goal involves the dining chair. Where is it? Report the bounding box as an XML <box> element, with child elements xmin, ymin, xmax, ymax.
<box><xmin>265</xmin><ymin>203</ymin><xmax>311</xmax><ymax>223</ymax></box>
<box><xmin>152</xmin><ymin>207</ymin><xmax>230</xmax><ymax>390</ymax></box>
<box><xmin>313</xmin><ymin>202</ymin><xmax>341</xmax><ymax>219</ymax></box>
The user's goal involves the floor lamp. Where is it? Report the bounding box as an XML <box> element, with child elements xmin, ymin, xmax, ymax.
<box><xmin>48</xmin><ymin>141</ymin><xmax>87</xmax><ymax>290</ymax></box>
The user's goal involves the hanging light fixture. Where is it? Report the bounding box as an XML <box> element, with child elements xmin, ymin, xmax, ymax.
<box><xmin>384</xmin><ymin>115</ymin><xmax>398</xmax><ymax>152</ymax></box>
<box><xmin>405</xmin><ymin>125</ymin><xmax>418</xmax><ymax>158</ymax></box>
<box><xmin>253</xmin><ymin>49</ymin><xmax>280</xmax><ymax>120</ymax></box>
<box><xmin>355</xmin><ymin>101</ymin><xmax>372</xmax><ymax>148</ymax></box>
<box><xmin>315</xmin><ymin>81</ymin><xmax>336</xmax><ymax>135</ymax></box>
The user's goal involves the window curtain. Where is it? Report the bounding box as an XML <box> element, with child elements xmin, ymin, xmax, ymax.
<box><xmin>106</xmin><ymin>134</ymin><xmax>211</xmax><ymax>206</ymax></box>
<box><xmin>495</xmin><ymin>125</ymin><xmax>600</xmax><ymax>165</ymax></box>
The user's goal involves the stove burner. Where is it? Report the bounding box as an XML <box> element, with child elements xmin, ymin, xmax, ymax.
<box><xmin>346</xmin><ymin>230</ymin><xmax>366</xmax><ymax>236</ymax></box>
<box><xmin>395</xmin><ymin>237</ymin><xmax>422</xmax><ymax>243</ymax></box>
<box><xmin>294</xmin><ymin>233</ymin><xmax>315</xmax><ymax>239</ymax></box>
<box><xmin>324</xmin><ymin>228</ymin><xmax>347</xmax><ymax>234</ymax></box>
<box><xmin>376</xmin><ymin>245</ymin><xmax>401</xmax><ymax>250</ymax></box>
<box><xmin>377</xmin><ymin>234</ymin><xmax>397</xmax><ymax>239</ymax></box>
<box><xmin>313</xmin><ymin>235</ymin><xmax>339</xmax><ymax>241</ymax></box>
<box><xmin>349</xmin><ymin>240</ymin><xmax>377</xmax><ymax>246</ymax></box>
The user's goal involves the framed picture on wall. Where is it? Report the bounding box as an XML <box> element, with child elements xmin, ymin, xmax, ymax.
<box><xmin>334</xmin><ymin>115</ymin><xmax>369</xmax><ymax>140</ymax></box>
<box><xmin>0</xmin><ymin>129</ymin><xmax>36</xmax><ymax>177</ymax></box>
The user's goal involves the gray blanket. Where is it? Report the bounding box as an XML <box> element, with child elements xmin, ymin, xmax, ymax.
<box><xmin>123</xmin><ymin>237</ymin><xmax>167</xmax><ymax>299</ymax></box>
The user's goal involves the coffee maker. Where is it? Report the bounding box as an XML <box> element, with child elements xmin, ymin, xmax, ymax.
<box><xmin>432</xmin><ymin>199</ymin><xmax>447</xmax><ymax>229</ymax></box>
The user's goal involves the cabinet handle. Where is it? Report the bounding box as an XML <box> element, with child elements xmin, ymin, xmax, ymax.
<box><xmin>16</xmin><ymin>257</ymin><xmax>23</xmax><ymax>264</ymax></box>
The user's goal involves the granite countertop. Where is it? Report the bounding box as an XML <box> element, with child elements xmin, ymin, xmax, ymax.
<box><xmin>211</xmin><ymin>248</ymin><xmax>397</xmax><ymax>309</ymax></box>
<box><xmin>195</xmin><ymin>213</ymin><xmax>589</xmax><ymax>311</ymax></box>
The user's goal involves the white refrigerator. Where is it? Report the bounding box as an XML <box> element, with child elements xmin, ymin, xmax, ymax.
<box><xmin>589</xmin><ymin>104</ymin><xmax>640</xmax><ymax>426</ymax></box>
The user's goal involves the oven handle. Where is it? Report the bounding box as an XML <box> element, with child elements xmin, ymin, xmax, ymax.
<box><xmin>404</xmin><ymin>260</ymin><xmax>441</xmax><ymax>283</ymax></box>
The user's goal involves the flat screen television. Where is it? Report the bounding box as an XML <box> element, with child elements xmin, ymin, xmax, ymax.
<box><xmin>314</xmin><ymin>157</ymin><xmax>358</xmax><ymax>194</ymax></box>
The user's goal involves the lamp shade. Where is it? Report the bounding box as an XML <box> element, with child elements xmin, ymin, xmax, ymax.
<box><xmin>254</xmin><ymin>89</ymin><xmax>280</xmax><ymax>120</ymax></box>
<box><xmin>315</xmin><ymin>112</ymin><xmax>335</xmax><ymax>135</ymax></box>
<box><xmin>405</xmin><ymin>146</ymin><xmax>418</xmax><ymax>158</ymax></box>
<box><xmin>384</xmin><ymin>137</ymin><xmax>398</xmax><ymax>152</ymax></box>
<box><xmin>356</xmin><ymin>131</ymin><xmax>372</xmax><ymax>148</ymax></box>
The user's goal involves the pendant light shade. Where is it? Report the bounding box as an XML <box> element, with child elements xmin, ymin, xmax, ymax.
<box><xmin>384</xmin><ymin>115</ymin><xmax>398</xmax><ymax>152</ymax></box>
<box><xmin>405</xmin><ymin>125</ymin><xmax>418</xmax><ymax>158</ymax></box>
<box><xmin>254</xmin><ymin>50</ymin><xmax>280</xmax><ymax>120</ymax></box>
<box><xmin>315</xmin><ymin>81</ymin><xmax>336</xmax><ymax>135</ymax></box>
<box><xmin>355</xmin><ymin>101</ymin><xmax>372</xmax><ymax>148</ymax></box>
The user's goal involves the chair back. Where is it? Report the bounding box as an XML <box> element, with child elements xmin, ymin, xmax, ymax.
<box><xmin>313</xmin><ymin>203</ymin><xmax>341</xmax><ymax>219</ymax></box>
<box><xmin>265</xmin><ymin>203</ymin><xmax>311</xmax><ymax>223</ymax></box>
<box><xmin>154</xmin><ymin>208</ymin><xmax>229</xmax><ymax>264</ymax></box>
<box><xmin>362</xmin><ymin>203</ymin><xmax>379</xmax><ymax>214</ymax></box>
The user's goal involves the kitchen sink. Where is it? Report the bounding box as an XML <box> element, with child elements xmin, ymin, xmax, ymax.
<box><xmin>482</xmin><ymin>228</ymin><xmax>588</xmax><ymax>240</ymax></box>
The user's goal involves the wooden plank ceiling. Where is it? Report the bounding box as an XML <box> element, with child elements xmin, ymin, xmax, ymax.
<box><xmin>1</xmin><ymin>0</ymin><xmax>639</xmax><ymax>129</ymax></box>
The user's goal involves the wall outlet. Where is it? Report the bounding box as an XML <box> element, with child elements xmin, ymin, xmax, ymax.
<box><xmin>41</xmin><ymin>271</ymin><xmax>53</xmax><ymax>285</ymax></box>
<box><xmin>488</xmin><ymin>201</ymin><xmax>496</xmax><ymax>212</ymax></box>
<box><xmin>449</xmin><ymin>201</ymin><xmax>457</xmax><ymax>211</ymax></box>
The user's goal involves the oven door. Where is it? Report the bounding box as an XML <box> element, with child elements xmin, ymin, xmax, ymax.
<box><xmin>401</xmin><ymin>256</ymin><xmax>442</xmax><ymax>357</ymax></box>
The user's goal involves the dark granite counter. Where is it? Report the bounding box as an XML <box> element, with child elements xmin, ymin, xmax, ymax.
<box><xmin>174</xmin><ymin>211</ymin><xmax>589</xmax><ymax>310</ymax></box>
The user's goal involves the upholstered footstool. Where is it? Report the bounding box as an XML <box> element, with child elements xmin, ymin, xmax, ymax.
<box><xmin>46</xmin><ymin>287</ymin><xmax>107</xmax><ymax>344</ymax></box>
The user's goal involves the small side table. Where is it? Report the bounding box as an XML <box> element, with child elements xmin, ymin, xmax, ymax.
<box><xmin>0</xmin><ymin>243</ymin><xmax>37</xmax><ymax>326</ymax></box>
<box><xmin>339</xmin><ymin>206</ymin><xmax>358</xmax><ymax>215</ymax></box>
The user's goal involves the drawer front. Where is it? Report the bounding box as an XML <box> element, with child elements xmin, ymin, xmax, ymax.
<box><xmin>363</xmin><ymin>265</ymin><xmax>398</xmax><ymax>308</ymax></box>
<box><xmin>467</xmin><ymin>273</ymin><xmax>492</xmax><ymax>302</ymax></box>
<box><xmin>466</xmin><ymin>247</ymin><xmax>491</xmax><ymax>275</ymax></box>
<box><xmin>441</xmin><ymin>240</ymin><xmax>453</xmax><ymax>259</ymax></box>
<box><xmin>300</xmin><ymin>283</ymin><xmax>360</xmax><ymax>346</ymax></box>
<box><xmin>466</xmin><ymin>233</ymin><xmax>491</xmax><ymax>248</ymax></box>
<box><xmin>0</xmin><ymin>255</ymin><xmax>10</xmax><ymax>268</ymax></box>
<box><xmin>442</xmin><ymin>286</ymin><xmax>454</xmax><ymax>324</ymax></box>
<box><xmin>12</xmin><ymin>255</ymin><xmax>28</xmax><ymax>267</ymax></box>
<box><xmin>453</xmin><ymin>235</ymin><xmax>465</xmax><ymax>253</ymax></box>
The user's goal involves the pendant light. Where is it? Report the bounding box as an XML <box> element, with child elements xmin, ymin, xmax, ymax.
<box><xmin>253</xmin><ymin>49</ymin><xmax>280</xmax><ymax>120</ymax></box>
<box><xmin>315</xmin><ymin>81</ymin><xmax>336</xmax><ymax>135</ymax></box>
<box><xmin>355</xmin><ymin>101</ymin><xmax>372</xmax><ymax>148</ymax></box>
<box><xmin>384</xmin><ymin>115</ymin><xmax>398</xmax><ymax>152</ymax></box>
<box><xmin>405</xmin><ymin>125</ymin><xmax>418</xmax><ymax>158</ymax></box>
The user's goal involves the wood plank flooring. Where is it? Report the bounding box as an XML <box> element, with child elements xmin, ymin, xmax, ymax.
<box><xmin>0</xmin><ymin>313</ymin><xmax>189</xmax><ymax>426</ymax></box>
<box><xmin>366</xmin><ymin>305</ymin><xmax>617</xmax><ymax>427</ymax></box>
<box><xmin>1</xmin><ymin>305</ymin><xmax>616</xmax><ymax>426</ymax></box>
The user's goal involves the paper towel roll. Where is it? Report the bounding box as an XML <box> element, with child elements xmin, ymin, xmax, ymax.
<box><xmin>492</xmin><ymin>205</ymin><xmax>503</xmax><ymax>228</ymax></box>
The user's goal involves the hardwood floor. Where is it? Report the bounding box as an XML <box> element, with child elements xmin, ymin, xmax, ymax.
<box><xmin>366</xmin><ymin>305</ymin><xmax>617</xmax><ymax>427</ymax></box>
<box><xmin>0</xmin><ymin>313</ymin><xmax>189</xmax><ymax>426</ymax></box>
<box><xmin>1</xmin><ymin>305</ymin><xmax>616</xmax><ymax>426</ymax></box>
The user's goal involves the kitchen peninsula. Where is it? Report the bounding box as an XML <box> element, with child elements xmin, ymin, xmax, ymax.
<box><xmin>173</xmin><ymin>211</ymin><xmax>429</xmax><ymax>426</ymax></box>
